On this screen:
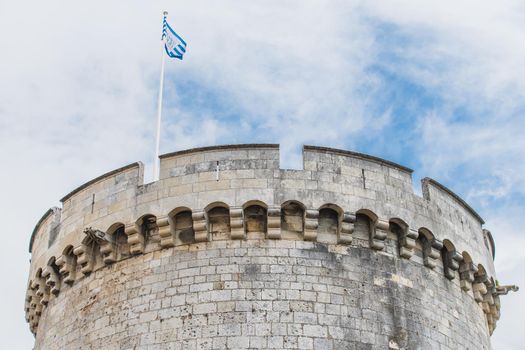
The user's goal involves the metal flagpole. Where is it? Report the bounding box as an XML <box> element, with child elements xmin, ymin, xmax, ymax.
<box><xmin>153</xmin><ymin>11</ymin><xmax>168</xmax><ymax>181</ymax></box>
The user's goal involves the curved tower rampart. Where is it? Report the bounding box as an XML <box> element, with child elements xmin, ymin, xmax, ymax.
<box><xmin>25</xmin><ymin>144</ymin><xmax>501</xmax><ymax>349</ymax></box>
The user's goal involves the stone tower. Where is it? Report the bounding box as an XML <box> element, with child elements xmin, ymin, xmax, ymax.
<box><xmin>25</xmin><ymin>144</ymin><xmax>505</xmax><ymax>349</ymax></box>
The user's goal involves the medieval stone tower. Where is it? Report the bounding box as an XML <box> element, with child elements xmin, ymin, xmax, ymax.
<box><xmin>25</xmin><ymin>144</ymin><xmax>505</xmax><ymax>349</ymax></box>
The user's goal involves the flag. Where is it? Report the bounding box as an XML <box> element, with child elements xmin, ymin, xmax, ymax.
<box><xmin>162</xmin><ymin>15</ymin><xmax>187</xmax><ymax>60</ymax></box>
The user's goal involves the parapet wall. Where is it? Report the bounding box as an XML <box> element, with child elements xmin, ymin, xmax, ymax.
<box><xmin>25</xmin><ymin>144</ymin><xmax>501</xmax><ymax>348</ymax></box>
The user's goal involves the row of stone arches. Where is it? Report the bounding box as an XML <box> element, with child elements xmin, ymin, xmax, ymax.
<box><xmin>25</xmin><ymin>199</ymin><xmax>500</xmax><ymax>335</ymax></box>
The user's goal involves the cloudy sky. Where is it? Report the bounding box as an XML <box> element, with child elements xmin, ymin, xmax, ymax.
<box><xmin>1</xmin><ymin>1</ymin><xmax>523</xmax><ymax>348</ymax></box>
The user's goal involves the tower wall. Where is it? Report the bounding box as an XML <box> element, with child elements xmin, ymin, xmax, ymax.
<box><xmin>25</xmin><ymin>144</ymin><xmax>499</xmax><ymax>349</ymax></box>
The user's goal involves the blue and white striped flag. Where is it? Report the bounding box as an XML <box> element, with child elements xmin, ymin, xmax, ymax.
<box><xmin>162</xmin><ymin>15</ymin><xmax>187</xmax><ymax>60</ymax></box>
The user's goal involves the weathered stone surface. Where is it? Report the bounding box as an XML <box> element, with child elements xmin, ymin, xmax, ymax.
<box><xmin>32</xmin><ymin>240</ymin><xmax>492</xmax><ymax>349</ymax></box>
<box><xmin>25</xmin><ymin>144</ymin><xmax>502</xmax><ymax>349</ymax></box>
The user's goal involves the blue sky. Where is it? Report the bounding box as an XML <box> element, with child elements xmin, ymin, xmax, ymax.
<box><xmin>0</xmin><ymin>1</ymin><xmax>524</xmax><ymax>348</ymax></box>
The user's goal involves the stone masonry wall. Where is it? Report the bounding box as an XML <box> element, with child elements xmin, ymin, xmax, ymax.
<box><xmin>25</xmin><ymin>144</ymin><xmax>500</xmax><ymax>349</ymax></box>
<box><xmin>35</xmin><ymin>240</ymin><xmax>490</xmax><ymax>350</ymax></box>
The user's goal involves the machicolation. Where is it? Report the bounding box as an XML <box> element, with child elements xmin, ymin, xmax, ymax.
<box><xmin>25</xmin><ymin>144</ymin><xmax>509</xmax><ymax>349</ymax></box>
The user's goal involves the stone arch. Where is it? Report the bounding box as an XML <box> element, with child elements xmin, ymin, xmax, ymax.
<box><xmin>388</xmin><ymin>218</ymin><xmax>407</xmax><ymax>234</ymax></box>
<box><xmin>389</xmin><ymin>218</ymin><xmax>417</xmax><ymax>259</ymax></box>
<box><xmin>356</xmin><ymin>209</ymin><xmax>388</xmax><ymax>250</ymax></box>
<box><xmin>417</xmin><ymin>227</ymin><xmax>433</xmax><ymax>240</ymax></box>
<box><xmin>206</xmin><ymin>202</ymin><xmax>231</xmax><ymax>241</ymax></box>
<box><xmin>442</xmin><ymin>239</ymin><xmax>455</xmax><ymax>250</ymax></box>
<box><xmin>416</xmin><ymin>228</ymin><xmax>430</xmax><ymax>259</ymax></box>
<box><xmin>417</xmin><ymin>228</ymin><xmax>443</xmax><ymax>269</ymax></box>
<box><xmin>243</xmin><ymin>200</ymin><xmax>268</xmax><ymax>239</ymax></box>
<box><xmin>56</xmin><ymin>245</ymin><xmax>77</xmax><ymax>284</ymax></box>
<box><xmin>281</xmin><ymin>200</ymin><xmax>305</xmax><ymax>240</ymax></box>
<box><xmin>476</xmin><ymin>264</ymin><xmax>488</xmax><ymax>280</ymax></box>
<box><xmin>109</xmin><ymin>222</ymin><xmax>130</xmax><ymax>261</ymax></box>
<box><xmin>136</xmin><ymin>214</ymin><xmax>157</xmax><ymax>246</ymax></box>
<box><xmin>356</xmin><ymin>209</ymin><xmax>378</xmax><ymax>222</ymax></box>
<box><xmin>242</xmin><ymin>200</ymin><xmax>268</xmax><ymax>210</ymax></box>
<box><xmin>354</xmin><ymin>209</ymin><xmax>375</xmax><ymax>246</ymax></box>
<box><xmin>389</xmin><ymin>218</ymin><xmax>407</xmax><ymax>247</ymax></box>
<box><xmin>170</xmin><ymin>208</ymin><xmax>195</xmax><ymax>245</ymax></box>
<box><xmin>317</xmin><ymin>204</ymin><xmax>342</xmax><ymax>244</ymax></box>
<box><xmin>162</xmin><ymin>207</ymin><xmax>195</xmax><ymax>248</ymax></box>
<box><xmin>462</xmin><ymin>251</ymin><xmax>473</xmax><ymax>264</ymax></box>
<box><xmin>442</xmin><ymin>239</ymin><xmax>462</xmax><ymax>280</ymax></box>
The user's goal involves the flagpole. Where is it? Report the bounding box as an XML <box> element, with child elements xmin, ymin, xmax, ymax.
<box><xmin>153</xmin><ymin>11</ymin><xmax>168</xmax><ymax>181</ymax></box>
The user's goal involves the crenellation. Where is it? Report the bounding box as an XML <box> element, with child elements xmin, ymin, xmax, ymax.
<box><xmin>25</xmin><ymin>144</ymin><xmax>506</xmax><ymax>349</ymax></box>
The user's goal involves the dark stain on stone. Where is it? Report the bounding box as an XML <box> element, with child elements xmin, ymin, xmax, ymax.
<box><xmin>244</xmin><ymin>264</ymin><xmax>260</xmax><ymax>275</ymax></box>
<box><xmin>310</xmin><ymin>242</ymin><xmax>329</xmax><ymax>253</ymax></box>
<box><xmin>213</xmin><ymin>281</ymin><xmax>225</xmax><ymax>290</ymax></box>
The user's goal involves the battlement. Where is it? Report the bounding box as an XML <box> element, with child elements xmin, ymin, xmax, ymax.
<box><xmin>25</xmin><ymin>144</ymin><xmax>502</xmax><ymax>347</ymax></box>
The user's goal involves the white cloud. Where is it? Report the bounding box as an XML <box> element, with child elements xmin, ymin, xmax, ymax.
<box><xmin>362</xmin><ymin>0</ymin><xmax>525</xmax><ymax>107</ymax></box>
<box><xmin>361</xmin><ymin>3</ymin><xmax>525</xmax><ymax>347</ymax></box>
<box><xmin>416</xmin><ymin>113</ymin><xmax>525</xmax><ymax>198</ymax></box>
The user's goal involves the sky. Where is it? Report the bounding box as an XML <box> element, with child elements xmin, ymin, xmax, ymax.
<box><xmin>0</xmin><ymin>0</ymin><xmax>523</xmax><ymax>348</ymax></box>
